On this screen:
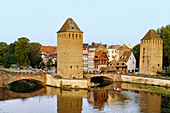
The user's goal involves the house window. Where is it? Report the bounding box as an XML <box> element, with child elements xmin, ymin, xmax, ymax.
<box><xmin>122</xmin><ymin>63</ymin><xmax>124</xmax><ymax>65</ymax></box>
<box><xmin>70</xmin><ymin>66</ymin><xmax>72</xmax><ymax>69</ymax></box>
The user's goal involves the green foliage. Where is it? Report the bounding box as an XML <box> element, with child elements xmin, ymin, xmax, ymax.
<box><xmin>0</xmin><ymin>42</ymin><xmax>8</xmax><ymax>65</ymax></box>
<box><xmin>157</xmin><ymin>25</ymin><xmax>170</xmax><ymax>70</ymax></box>
<box><xmin>28</xmin><ymin>42</ymin><xmax>42</xmax><ymax>67</ymax></box>
<box><xmin>132</xmin><ymin>44</ymin><xmax>140</xmax><ymax>68</ymax></box>
<box><xmin>156</xmin><ymin>71</ymin><xmax>162</xmax><ymax>75</ymax></box>
<box><xmin>4</xmin><ymin>53</ymin><xmax>16</xmax><ymax>68</ymax></box>
<box><xmin>3</xmin><ymin>43</ymin><xmax>16</xmax><ymax>68</ymax></box>
<box><xmin>47</xmin><ymin>58</ymin><xmax>53</xmax><ymax>66</ymax></box>
<box><xmin>14</xmin><ymin>37</ymin><xmax>30</xmax><ymax>66</ymax></box>
<box><xmin>162</xmin><ymin>71</ymin><xmax>170</xmax><ymax>77</ymax></box>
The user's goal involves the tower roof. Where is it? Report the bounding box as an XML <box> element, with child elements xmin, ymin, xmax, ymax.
<box><xmin>141</xmin><ymin>29</ymin><xmax>162</xmax><ymax>40</ymax></box>
<box><xmin>57</xmin><ymin>18</ymin><xmax>83</xmax><ymax>33</ymax></box>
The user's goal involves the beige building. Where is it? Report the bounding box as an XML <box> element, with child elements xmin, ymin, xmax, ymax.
<box><xmin>57</xmin><ymin>18</ymin><xmax>83</xmax><ymax>78</ymax></box>
<box><xmin>139</xmin><ymin>29</ymin><xmax>163</xmax><ymax>75</ymax></box>
<box><xmin>118</xmin><ymin>44</ymin><xmax>131</xmax><ymax>60</ymax></box>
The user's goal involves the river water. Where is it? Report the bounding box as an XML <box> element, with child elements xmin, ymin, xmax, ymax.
<box><xmin>0</xmin><ymin>82</ymin><xmax>169</xmax><ymax>113</ymax></box>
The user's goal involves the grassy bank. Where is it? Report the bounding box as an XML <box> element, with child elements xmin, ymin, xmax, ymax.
<box><xmin>136</xmin><ymin>84</ymin><xmax>170</xmax><ymax>96</ymax></box>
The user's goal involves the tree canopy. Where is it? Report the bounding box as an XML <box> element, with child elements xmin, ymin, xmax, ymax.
<box><xmin>157</xmin><ymin>25</ymin><xmax>170</xmax><ymax>70</ymax></box>
<box><xmin>132</xmin><ymin>44</ymin><xmax>140</xmax><ymax>68</ymax></box>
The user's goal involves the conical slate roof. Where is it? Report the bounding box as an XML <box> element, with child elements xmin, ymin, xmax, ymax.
<box><xmin>141</xmin><ymin>29</ymin><xmax>162</xmax><ymax>40</ymax></box>
<box><xmin>57</xmin><ymin>18</ymin><xmax>83</xmax><ymax>33</ymax></box>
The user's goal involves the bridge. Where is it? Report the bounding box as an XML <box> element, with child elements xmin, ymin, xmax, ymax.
<box><xmin>84</xmin><ymin>73</ymin><xmax>114</xmax><ymax>83</ymax></box>
<box><xmin>84</xmin><ymin>73</ymin><xmax>114</xmax><ymax>79</ymax></box>
<box><xmin>0</xmin><ymin>87</ymin><xmax>45</xmax><ymax>101</ymax></box>
<box><xmin>0</xmin><ymin>73</ymin><xmax>46</xmax><ymax>87</ymax></box>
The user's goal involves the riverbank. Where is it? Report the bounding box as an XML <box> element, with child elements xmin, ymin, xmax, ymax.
<box><xmin>46</xmin><ymin>74</ymin><xmax>90</xmax><ymax>89</ymax></box>
<box><xmin>113</xmin><ymin>74</ymin><xmax>170</xmax><ymax>87</ymax></box>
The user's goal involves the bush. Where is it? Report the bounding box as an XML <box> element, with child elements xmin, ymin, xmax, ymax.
<box><xmin>157</xmin><ymin>71</ymin><xmax>162</xmax><ymax>75</ymax></box>
<box><xmin>162</xmin><ymin>71</ymin><xmax>170</xmax><ymax>77</ymax></box>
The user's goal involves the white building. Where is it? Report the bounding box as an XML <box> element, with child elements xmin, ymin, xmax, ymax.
<box><xmin>88</xmin><ymin>48</ymin><xmax>95</xmax><ymax>72</ymax></box>
<box><xmin>107</xmin><ymin>45</ymin><xmax>121</xmax><ymax>62</ymax></box>
<box><xmin>119</xmin><ymin>51</ymin><xmax>136</xmax><ymax>72</ymax></box>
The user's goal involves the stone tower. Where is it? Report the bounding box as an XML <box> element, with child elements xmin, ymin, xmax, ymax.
<box><xmin>139</xmin><ymin>29</ymin><xmax>163</xmax><ymax>75</ymax></box>
<box><xmin>57</xmin><ymin>18</ymin><xmax>83</xmax><ymax>79</ymax></box>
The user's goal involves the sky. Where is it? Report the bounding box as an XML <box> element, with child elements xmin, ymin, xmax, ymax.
<box><xmin>0</xmin><ymin>0</ymin><xmax>169</xmax><ymax>47</ymax></box>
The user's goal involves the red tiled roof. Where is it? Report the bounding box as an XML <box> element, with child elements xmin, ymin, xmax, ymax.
<box><xmin>39</xmin><ymin>46</ymin><xmax>57</xmax><ymax>52</ymax></box>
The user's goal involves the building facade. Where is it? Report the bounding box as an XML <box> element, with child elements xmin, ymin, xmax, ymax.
<box><xmin>94</xmin><ymin>50</ymin><xmax>108</xmax><ymax>72</ymax></box>
<box><xmin>83</xmin><ymin>49</ymin><xmax>88</xmax><ymax>72</ymax></box>
<box><xmin>118</xmin><ymin>44</ymin><xmax>131</xmax><ymax>60</ymax></box>
<box><xmin>119</xmin><ymin>51</ymin><xmax>136</xmax><ymax>72</ymax></box>
<box><xmin>57</xmin><ymin>18</ymin><xmax>83</xmax><ymax>78</ymax></box>
<box><xmin>107</xmin><ymin>45</ymin><xmax>121</xmax><ymax>62</ymax></box>
<box><xmin>39</xmin><ymin>46</ymin><xmax>57</xmax><ymax>65</ymax></box>
<box><xmin>139</xmin><ymin>29</ymin><xmax>163</xmax><ymax>75</ymax></box>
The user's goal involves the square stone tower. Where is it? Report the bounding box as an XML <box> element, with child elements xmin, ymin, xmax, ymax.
<box><xmin>139</xmin><ymin>29</ymin><xmax>163</xmax><ymax>75</ymax></box>
<box><xmin>57</xmin><ymin>18</ymin><xmax>83</xmax><ymax>79</ymax></box>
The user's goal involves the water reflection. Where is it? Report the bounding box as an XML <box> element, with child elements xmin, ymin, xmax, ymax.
<box><xmin>0</xmin><ymin>82</ymin><xmax>169</xmax><ymax>113</ymax></box>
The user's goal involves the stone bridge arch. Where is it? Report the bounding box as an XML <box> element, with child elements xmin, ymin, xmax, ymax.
<box><xmin>0</xmin><ymin>74</ymin><xmax>46</xmax><ymax>87</ymax></box>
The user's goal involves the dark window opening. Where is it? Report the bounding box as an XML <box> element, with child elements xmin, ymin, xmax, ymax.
<box><xmin>70</xmin><ymin>66</ymin><xmax>72</xmax><ymax>69</ymax></box>
<box><xmin>117</xmin><ymin>63</ymin><xmax>119</xmax><ymax>65</ymax></box>
<box><xmin>158</xmin><ymin>64</ymin><xmax>159</xmax><ymax>67</ymax></box>
<box><xmin>77</xmin><ymin>65</ymin><xmax>78</xmax><ymax>68</ymax></box>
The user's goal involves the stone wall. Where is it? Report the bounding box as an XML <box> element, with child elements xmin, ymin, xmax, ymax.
<box><xmin>0</xmin><ymin>74</ymin><xmax>46</xmax><ymax>87</ymax></box>
<box><xmin>113</xmin><ymin>74</ymin><xmax>170</xmax><ymax>87</ymax></box>
<box><xmin>46</xmin><ymin>74</ymin><xmax>90</xmax><ymax>89</ymax></box>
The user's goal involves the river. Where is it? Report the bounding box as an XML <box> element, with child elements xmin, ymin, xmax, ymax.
<box><xmin>0</xmin><ymin>82</ymin><xmax>169</xmax><ymax>113</ymax></box>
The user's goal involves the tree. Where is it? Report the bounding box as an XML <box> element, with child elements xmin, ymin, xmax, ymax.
<box><xmin>14</xmin><ymin>37</ymin><xmax>30</xmax><ymax>66</ymax></box>
<box><xmin>0</xmin><ymin>42</ymin><xmax>8</xmax><ymax>65</ymax></box>
<box><xmin>28</xmin><ymin>42</ymin><xmax>42</xmax><ymax>67</ymax></box>
<box><xmin>132</xmin><ymin>44</ymin><xmax>140</xmax><ymax>68</ymax></box>
<box><xmin>3</xmin><ymin>43</ymin><xmax>16</xmax><ymax>68</ymax></box>
<box><xmin>157</xmin><ymin>25</ymin><xmax>170</xmax><ymax>70</ymax></box>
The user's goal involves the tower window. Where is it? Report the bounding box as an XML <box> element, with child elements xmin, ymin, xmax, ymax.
<box><xmin>79</xmin><ymin>34</ymin><xmax>81</xmax><ymax>38</ymax></box>
<box><xmin>70</xmin><ymin>66</ymin><xmax>72</xmax><ymax>69</ymax></box>
<box><xmin>158</xmin><ymin>64</ymin><xmax>159</xmax><ymax>67</ymax></box>
<box><xmin>69</xmin><ymin>33</ymin><xmax>70</xmax><ymax>38</ymax></box>
<box><xmin>76</xmin><ymin>34</ymin><xmax>77</xmax><ymax>38</ymax></box>
<box><xmin>77</xmin><ymin>65</ymin><xmax>78</xmax><ymax>68</ymax></box>
<box><xmin>72</xmin><ymin>33</ymin><xmax>74</xmax><ymax>38</ymax></box>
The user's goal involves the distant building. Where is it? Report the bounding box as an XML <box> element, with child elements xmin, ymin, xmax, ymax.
<box><xmin>87</xmin><ymin>42</ymin><xmax>107</xmax><ymax>72</ymax></box>
<box><xmin>107</xmin><ymin>45</ymin><xmax>121</xmax><ymax>62</ymax></box>
<box><xmin>107</xmin><ymin>60</ymin><xmax>127</xmax><ymax>73</ymax></box>
<box><xmin>94</xmin><ymin>50</ymin><xmax>108</xmax><ymax>72</ymax></box>
<box><xmin>119</xmin><ymin>51</ymin><xmax>136</xmax><ymax>72</ymax></box>
<box><xmin>128</xmin><ymin>44</ymin><xmax>133</xmax><ymax>49</ymax></box>
<box><xmin>88</xmin><ymin>48</ymin><xmax>96</xmax><ymax>72</ymax></box>
<box><xmin>57</xmin><ymin>18</ymin><xmax>83</xmax><ymax>78</ymax></box>
<box><xmin>39</xmin><ymin>46</ymin><xmax>57</xmax><ymax>65</ymax></box>
<box><xmin>118</xmin><ymin>44</ymin><xmax>131</xmax><ymax>60</ymax></box>
<box><xmin>83</xmin><ymin>48</ymin><xmax>88</xmax><ymax>72</ymax></box>
<box><xmin>139</xmin><ymin>29</ymin><xmax>163</xmax><ymax>75</ymax></box>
